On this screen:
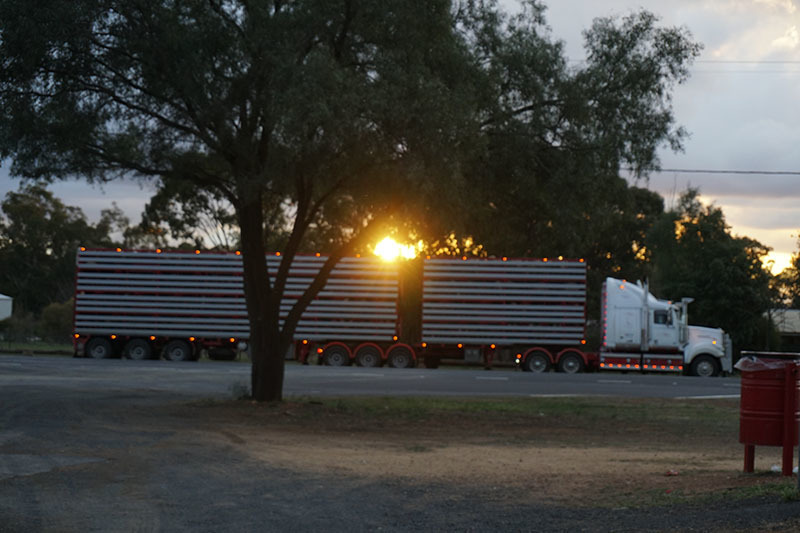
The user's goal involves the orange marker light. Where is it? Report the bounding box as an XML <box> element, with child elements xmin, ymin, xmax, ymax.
<box><xmin>156</xmin><ymin>249</ymin><xmax>162</xmax><ymax>253</ymax></box>
<box><xmin>317</xmin><ymin>348</ymin><xmax>323</xmax><ymax>354</ymax></box>
<box><xmin>302</xmin><ymin>339</ymin><xmax>308</xmax><ymax>345</ymax></box>
<box><xmin>110</xmin><ymin>335</ymin><xmax>117</xmax><ymax>340</ymax></box>
<box><xmin>195</xmin><ymin>250</ymin><xmax>200</xmax><ymax>254</ymax></box>
<box><xmin>393</xmin><ymin>336</ymin><xmax>398</xmax><ymax>341</ymax></box>
<box><xmin>422</xmin><ymin>343</ymin><xmax>427</xmax><ymax>348</ymax></box>
<box><xmin>235</xmin><ymin>251</ymin><xmax>241</xmax><ymax>255</ymax></box>
<box><xmin>189</xmin><ymin>337</ymin><xmax>195</xmax><ymax>342</ymax></box>
<box><xmin>116</xmin><ymin>248</ymin><xmax>122</xmax><ymax>252</ymax></box>
<box><xmin>457</xmin><ymin>343</ymin><xmax>463</xmax><ymax>348</ymax></box>
<box><xmin>74</xmin><ymin>334</ymin><xmax>80</xmax><ymax>339</ymax></box>
<box><xmin>80</xmin><ymin>247</ymin><xmax>86</xmax><ymax>251</ymax></box>
<box><xmin>490</xmin><ymin>344</ymin><xmax>496</xmax><ymax>349</ymax></box>
<box><xmin>229</xmin><ymin>338</ymin><xmax>235</xmax><ymax>343</ymax></box>
<box><xmin>149</xmin><ymin>336</ymin><xmax>156</xmax><ymax>341</ymax></box>
<box><xmin>275</xmin><ymin>252</ymin><xmax>281</xmax><ymax>256</ymax></box>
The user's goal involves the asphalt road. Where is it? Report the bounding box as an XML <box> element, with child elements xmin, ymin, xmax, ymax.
<box><xmin>0</xmin><ymin>354</ymin><xmax>741</xmax><ymax>400</ymax></box>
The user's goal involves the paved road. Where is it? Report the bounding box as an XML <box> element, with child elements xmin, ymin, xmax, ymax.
<box><xmin>0</xmin><ymin>354</ymin><xmax>741</xmax><ymax>399</ymax></box>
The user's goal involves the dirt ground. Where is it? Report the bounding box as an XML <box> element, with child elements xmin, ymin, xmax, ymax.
<box><xmin>4</xmin><ymin>384</ymin><xmax>800</xmax><ymax>532</ymax></box>
<box><xmin>189</xmin><ymin>398</ymin><xmax>797</xmax><ymax>508</ymax></box>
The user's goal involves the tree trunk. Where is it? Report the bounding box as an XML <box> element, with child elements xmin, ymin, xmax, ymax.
<box><xmin>237</xmin><ymin>195</ymin><xmax>284</xmax><ymax>402</ymax></box>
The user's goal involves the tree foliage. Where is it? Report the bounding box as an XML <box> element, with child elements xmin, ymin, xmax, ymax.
<box><xmin>646</xmin><ymin>189</ymin><xmax>773</xmax><ymax>350</ymax></box>
<box><xmin>0</xmin><ymin>0</ymin><xmax>482</xmax><ymax>401</ymax></box>
<box><xmin>448</xmin><ymin>6</ymin><xmax>699</xmax><ymax>299</ymax></box>
<box><xmin>774</xmin><ymin>238</ymin><xmax>800</xmax><ymax>309</ymax></box>
<box><xmin>0</xmin><ymin>184</ymin><xmax>120</xmax><ymax>314</ymax></box>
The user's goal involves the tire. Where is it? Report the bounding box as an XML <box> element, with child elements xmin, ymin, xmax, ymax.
<box><xmin>323</xmin><ymin>345</ymin><xmax>350</xmax><ymax>366</ymax></box>
<box><xmin>387</xmin><ymin>345</ymin><xmax>414</xmax><ymax>369</ymax></box>
<box><xmin>163</xmin><ymin>340</ymin><xmax>194</xmax><ymax>362</ymax></box>
<box><xmin>355</xmin><ymin>345</ymin><xmax>382</xmax><ymax>367</ymax></box>
<box><xmin>690</xmin><ymin>354</ymin><xmax>720</xmax><ymax>377</ymax></box>
<box><xmin>524</xmin><ymin>351</ymin><xmax>550</xmax><ymax>373</ymax></box>
<box><xmin>123</xmin><ymin>338</ymin><xmax>153</xmax><ymax>360</ymax></box>
<box><xmin>86</xmin><ymin>337</ymin><xmax>113</xmax><ymax>359</ymax></box>
<box><xmin>557</xmin><ymin>352</ymin><xmax>585</xmax><ymax>374</ymax></box>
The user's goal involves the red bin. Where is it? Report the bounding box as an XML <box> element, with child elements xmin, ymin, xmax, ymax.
<box><xmin>737</xmin><ymin>355</ymin><xmax>800</xmax><ymax>476</ymax></box>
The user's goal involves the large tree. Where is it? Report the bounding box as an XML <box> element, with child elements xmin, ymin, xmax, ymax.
<box><xmin>456</xmin><ymin>8</ymin><xmax>698</xmax><ymax>296</ymax></box>
<box><xmin>646</xmin><ymin>189</ymin><xmax>773</xmax><ymax>350</ymax></box>
<box><xmin>0</xmin><ymin>0</ymin><xmax>481</xmax><ymax>401</ymax></box>
<box><xmin>0</xmin><ymin>184</ymin><xmax>121</xmax><ymax>314</ymax></box>
<box><xmin>774</xmin><ymin>238</ymin><xmax>800</xmax><ymax>309</ymax></box>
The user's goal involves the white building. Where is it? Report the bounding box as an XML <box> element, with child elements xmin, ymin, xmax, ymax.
<box><xmin>772</xmin><ymin>309</ymin><xmax>800</xmax><ymax>352</ymax></box>
<box><xmin>0</xmin><ymin>294</ymin><xmax>11</xmax><ymax>321</ymax></box>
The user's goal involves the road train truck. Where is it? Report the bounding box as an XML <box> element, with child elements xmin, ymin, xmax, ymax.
<box><xmin>72</xmin><ymin>248</ymin><xmax>731</xmax><ymax>376</ymax></box>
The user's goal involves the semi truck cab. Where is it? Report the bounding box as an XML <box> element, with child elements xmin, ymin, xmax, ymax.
<box><xmin>600</xmin><ymin>278</ymin><xmax>732</xmax><ymax>376</ymax></box>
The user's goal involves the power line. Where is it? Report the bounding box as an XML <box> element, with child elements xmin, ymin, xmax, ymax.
<box><xmin>634</xmin><ymin>168</ymin><xmax>800</xmax><ymax>176</ymax></box>
<box><xmin>695</xmin><ymin>60</ymin><xmax>800</xmax><ymax>64</ymax></box>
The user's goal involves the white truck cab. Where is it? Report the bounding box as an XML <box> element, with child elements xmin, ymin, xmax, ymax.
<box><xmin>600</xmin><ymin>278</ymin><xmax>732</xmax><ymax>376</ymax></box>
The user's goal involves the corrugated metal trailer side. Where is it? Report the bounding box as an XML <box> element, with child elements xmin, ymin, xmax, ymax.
<box><xmin>420</xmin><ymin>258</ymin><xmax>593</xmax><ymax>372</ymax></box>
<box><xmin>73</xmin><ymin>249</ymin><xmax>398</xmax><ymax>361</ymax></box>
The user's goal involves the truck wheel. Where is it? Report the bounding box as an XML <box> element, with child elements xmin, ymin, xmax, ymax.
<box><xmin>524</xmin><ymin>351</ymin><xmax>550</xmax><ymax>373</ymax></box>
<box><xmin>387</xmin><ymin>345</ymin><xmax>414</xmax><ymax>368</ymax></box>
<box><xmin>690</xmin><ymin>355</ymin><xmax>720</xmax><ymax>377</ymax></box>
<box><xmin>86</xmin><ymin>337</ymin><xmax>113</xmax><ymax>359</ymax></box>
<box><xmin>557</xmin><ymin>352</ymin><xmax>585</xmax><ymax>374</ymax></box>
<box><xmin>323</xmin><ymin>345</ymin><xmax>350</xmax><ymax>366</ymax></box>
<box><xmin>163</xmin><ymin>340</ymin><xmax>194</xmax><ymax>362</ymax></box>
<box><xmin>354</xmin><ymin>345</ymin><xmax>382</xmax><ymax>367</ymax></box>
<box><xmin>123</xmin><ymin>338</ymin><xmax>153</xmax><ymax>360</ymax></box>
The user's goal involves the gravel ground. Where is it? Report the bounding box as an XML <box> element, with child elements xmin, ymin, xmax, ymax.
<box><xmin>2</xmin><ymin>380</ymin><xmax>800</xmax><ymax>531</ymax></box>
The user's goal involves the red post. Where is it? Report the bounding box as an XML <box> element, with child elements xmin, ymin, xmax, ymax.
<box><xmin>782</xmin><ymin>364</ymin><xmax>796</xmax><ymax>476</ymax></box>
<box><xmin>744</xmin><ymin>444</ymin><xmax>755</xmax><ymax>473</ymax></box>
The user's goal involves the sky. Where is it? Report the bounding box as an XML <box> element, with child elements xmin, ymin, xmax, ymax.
<box><xmin>0</xmin><ymin>0</ymin><xmax>798</xmax><ymax>273</ymax></box>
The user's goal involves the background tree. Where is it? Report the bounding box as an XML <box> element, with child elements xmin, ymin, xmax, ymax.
<box><xmin>774</xmin><ymin>238</ymin><xmax>800</xmax><ymax>309</ymax></box>
<box><xmin>450</xmin><ymin>7</ymin><xmax>698</xmax><ymax>304</ymax></box>
<box><xmin>646</xmin><ymin>189</ymin><xmax>773</xmax><ymax>351</ymax></box>
<box><xmin>0</xmin><ymin>184</ymin><xmax>119</xmax><ymax>314</ymax></box>
<box><xmin>0</xmin><ymin>0</ymin><xmax>482</xmax><ymax>401</ymax></box>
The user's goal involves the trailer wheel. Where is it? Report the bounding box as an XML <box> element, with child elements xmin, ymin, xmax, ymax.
<box><xmin>524</xmin><ymin>351</ymin><xmax>550</xmax><ymax>373</ymax></box>
<box><xmin>123</xmin><ymin>338</ymin><xmax>153</xmax><ymax>360</ymax></box>
<box><xmin>163</xmin><ymin>340</ymin><xmax>194</xmax><ymax>362</ymax></box>
<box><xmin>323</xmin><ymin>344</ymin><xmax>351</xmax><ymax>366</ymax></box>
<box><xmin>387</xmin><ymin>345</ymin><xmax>414</xmax><ymax>369</ymax></box>
<box><xmin>354</xmin><ymin>344</ymin><xmax>382</xmax><ymax>367</ymax></box>
<box><xmin>690</xmin><ymin>354</ymin><xmax>720</xmax><ymax>377</ymax></box>
<box><xmin>86</xmin><ymin>337</ymin><xmax>113</xmax><ymax>359</ymax></box>
<box><xmin>557</xmin><ymin>352</ymin><xmax>585</xmax><ymax>374</ymax></box>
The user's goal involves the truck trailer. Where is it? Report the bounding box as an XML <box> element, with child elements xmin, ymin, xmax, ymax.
<box><xmin>72</xmin><ymin>248</ymin><xmax>731</xmax><ymax>376</ymax></box>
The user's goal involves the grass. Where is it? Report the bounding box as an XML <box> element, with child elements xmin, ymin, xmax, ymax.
<box><xmin>635</xmin><ymin>479</ymin><xmax>800</xmax><ymax>507</ymax></box>
<box><xmin>285</xmin><ymin>395</ymin><xmax>739</xmax><ymax>428</ymax></box>
<box><xmin>0</xmin><ymin>340</ymin><xmax>72</xmax><ymax>354</ymax></box>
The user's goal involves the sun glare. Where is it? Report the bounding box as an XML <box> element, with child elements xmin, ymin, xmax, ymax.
<box><xmin>374</xmin><ymin>237</ymin><xmax>418</xmax><ymax>261</ymax></box>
